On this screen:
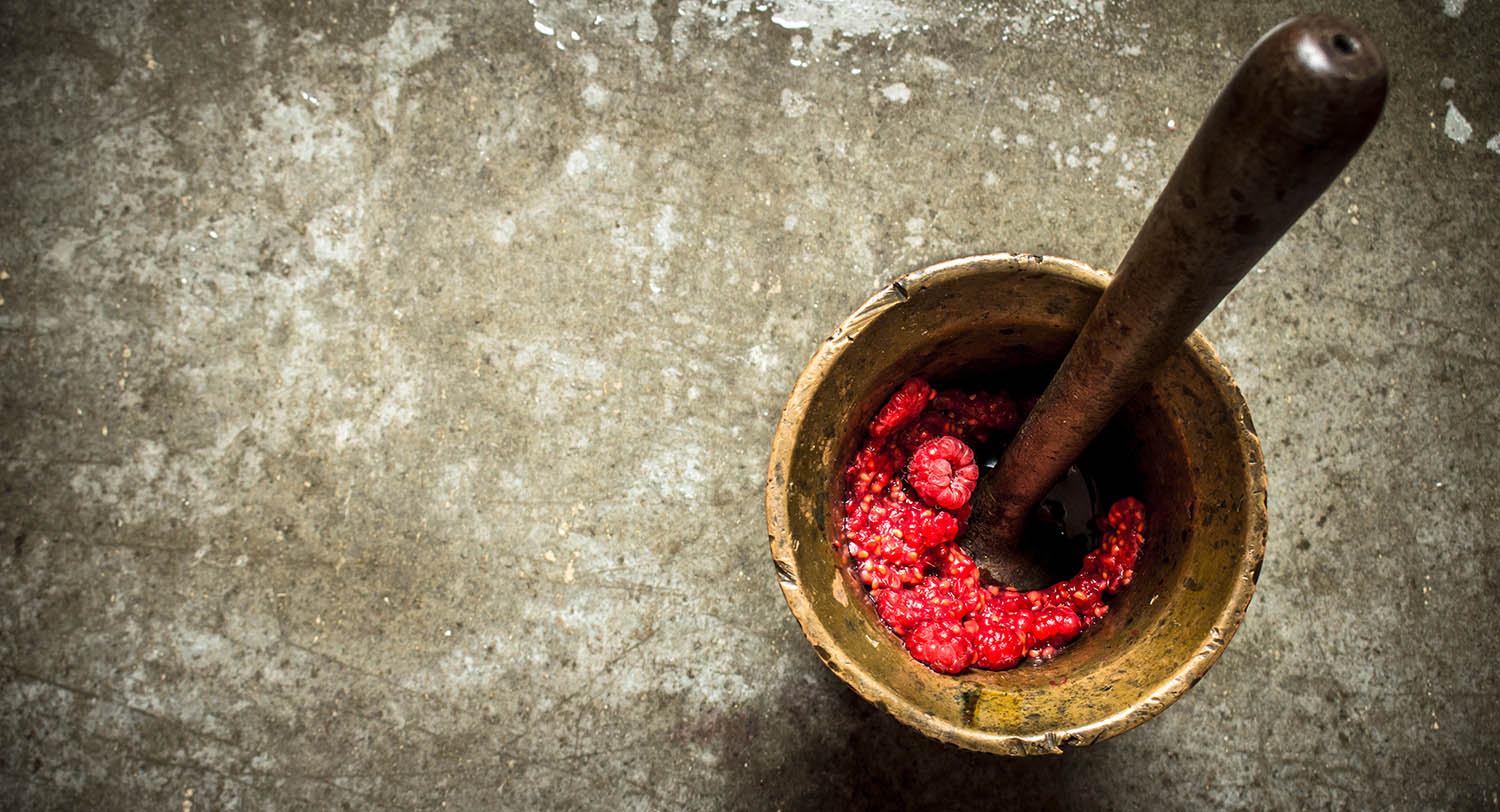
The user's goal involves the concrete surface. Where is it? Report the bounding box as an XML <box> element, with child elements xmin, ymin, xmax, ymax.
<box><xmin>2</xmin><ymin>0</ymin><xmax>1497</xmax><ymax>808</ymax></box>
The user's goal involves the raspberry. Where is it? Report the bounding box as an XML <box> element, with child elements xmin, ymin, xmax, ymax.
<box><xmin>1056</xmin><ymin>576</ymin><xmax>1105</xmax><ymax>615</ymax></box>
<box><xmin>989</xmin><ymin>588</ymin><xmax>1029</xmax><ymax>614</ymax></box>
<box><xmin>927</xmin><ymin>542</ymin><xmax>979</xmax><ymax>584</ymax></box>
<box><xmin>870</xmin><ymin>378</ymin><xmax>933</xmax><ymax>438</ymax></box>
<box><xmin>907</xmin><ymin>436</ymin><xmax>979</xmax><ymax>510</ymax></box>
<box><xmin>871</xmin><ymin>501</ymin><xmax>959</xmax><ymax>550</ymax></box>
<box><xmin>892</xmin><ymin>410</ymin><xmax>961</xmax><ymax>454</ymax></box>
<box><xmin>855</xmin><ymin>560</ymin><xmax>900</xmax><ymax>591</ymax></box>
<box><xmin>1032</xmin><ymin>606</ymin><xmax>1083</xmax><ymax>645</ymax></box>
<box><xmin>912</xmin><ymin>577</ymin><xmax>974</xmax><ymax>622</ymax></box>
<box><xmin>1108</xmin><ymin>497</ymin><xmax>1146</xmax><ymax>534</ymax></box>
<box><xmin>971</xmin><ymin>618</ymin><xmax>1026</xmax><ymax>670</ymax></box>
<box><xmin>875</xmin><ymin>588</ymin><xmax>930</xmax><ymax>636</ymax></box>
<box><xmin>905</xmin><ymin>505</ymin><xmax>960</xmax><ymax>548</ymax></box>
<box><xmin>875</xmin><ymin>575</ymin><xmax>976</xmax><ymax>636</ymax></box>
<box><xmin>950</xmin><ymin>501</ymin><xmax>973</xmax><ymax>536</ymax></box>
<box><xmin>976</xmin><ymin>601</ymin><xmax>1035</xmax><ymax>648</ymax></box>
<box><xmin>933</xmin><ymin>389</ymin><xmax>1022</xmax><ymax>433</ymax></box>
<box><xmin>841</xmin><ymin>381</ymin><xmax>1148</xmax><ymax>675</ymax></box>
<box><xmin>905</xmin><ymin>620</ymin><xmax>975</xmax><ymax>674</ymax></box>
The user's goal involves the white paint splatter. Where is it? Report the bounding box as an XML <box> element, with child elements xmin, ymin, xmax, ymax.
<box><xmin>1440</xmin><ymin>76</ymin><xmax>1456</xmax><ymax>90</ymax></box>
<box><xmin>881</xmin><ymin>82</ymin><xmax>911</xmax><ymax>104</ymax></box>
<box><xmin>763</xmin><ymin>0</ymin><xmax>920</xmax><ymax>47</ymax></box>
<box><xmin>1487</xmin><ymin>133</ymin><xmax>1500</xmax><ymax>154</ymax></box>
<box><xmin>1445</xmin><ymin>102</ymin><xmax>1472</xmax><ymax>143</ymax></box>
<box><xmin>1443</xmin><ymin>0</ymin><xmax>1465</xmax><ymax>17</ymax></box>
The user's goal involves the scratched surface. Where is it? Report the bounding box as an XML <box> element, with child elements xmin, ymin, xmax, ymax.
<box><xmin>1</xmin><ymin>0</ymin><xmax>1497</xmax><ymax>808</ymax></box>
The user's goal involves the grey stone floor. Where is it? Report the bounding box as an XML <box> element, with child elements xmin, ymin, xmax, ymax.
<box><xmin>2</xmin><ymin>0</ymin><xmax>1497</xmax><ymax>808</ymax></box>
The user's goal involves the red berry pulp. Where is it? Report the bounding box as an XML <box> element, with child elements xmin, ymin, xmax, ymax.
<box><xmin>841</xmin><ymin>377</ymin><xmax>1146</xmax><ymax>675</ymax></box>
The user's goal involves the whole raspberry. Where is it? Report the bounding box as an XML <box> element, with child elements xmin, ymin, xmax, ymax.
<box><xmin>907</xmin><ymin>436</ymin><xmax>979</xmax><ymax>510</ymax></box>
<box><xmin>905</xmin><ymin>620</ymin><xmax>975</xmax><ymax>674</ymax></box>
<box><xmin>869</xmin><ymin>378</ymin><xmax>934</xmax><ymax>438</ymax></box>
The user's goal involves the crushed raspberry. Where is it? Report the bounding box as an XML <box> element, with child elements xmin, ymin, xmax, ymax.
<box><xmin>869</xmin><ymin>378</ymin><xmax>933</xmax><ymax>438</ymax></box>
<box><xmin>971</xmin><ymin>618</ymin><xmax>1025</xmax><ymax>670</ymax></box>
<box><xmin>1031</xmin><ymin>606</ymin><xmax>1083</xmax><ymax>645</ymax></box>
<box><xmin>907</xmin><ymin>436</ymin><xmax>980</xmax><ymax>510</ymax></box>
<box><xmin>875</xmin><ymin>588</ymin><xmax>930</xmax><ymax>636</ymax></box>
<box><xmin>905</xmin><ymin>620</ymin><xmax>975</xmax><ymax>674</ymax></box>
<box><xmin>916</xmin><ymin>576</ymin><xmax>982</xmax><ymax>620</ymax></box>
<box><xmin>933</xmin><ymin>389</ymin><xmax>1022</xmax><ymax>437</ymax></box>
<box><xmin>839</xmin><ymin>377</ymin><xmax>1148</xmax><ymax>675</ymax></box>
<box><xmin>928</xmin><ymin>542</ymin><xmax>980</xmax><ymax>583</ymax></box>
<box><xmin>891</xmin><ymin>410</ymin><xmax>961</xmax><ymax>455</ymax></box>
<box><xmin>1108</xmin><ymin>497</ymin><xmax>1147</xmax><ymax>535</ymax></box>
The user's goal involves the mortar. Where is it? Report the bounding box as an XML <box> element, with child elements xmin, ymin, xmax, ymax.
<box><xmin>765</xmin><ymin>253</ymin><xmax>1267</xmax><ymax>754</ymax></box>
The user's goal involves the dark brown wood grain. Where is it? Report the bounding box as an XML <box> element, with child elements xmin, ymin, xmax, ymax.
<box><xmin>966</xmin><ymin>15</ymin><xmax>1387</xmax><ymax>588</ymax></box>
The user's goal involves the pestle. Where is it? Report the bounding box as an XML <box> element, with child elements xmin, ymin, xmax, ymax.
<box><xmin>962</xmin><ymin>15</ymin><xmax>1388</xmax><ymax>589</ymax></box>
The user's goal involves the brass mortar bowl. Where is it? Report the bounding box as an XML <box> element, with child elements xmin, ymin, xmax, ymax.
<box><xmin>766</xmin><ymin>254</ymin><xmax>1267</xmax><ymax>755</ymax></box>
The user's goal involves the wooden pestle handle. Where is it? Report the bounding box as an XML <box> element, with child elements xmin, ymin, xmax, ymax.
<box><xmin>966</xmin><ymin>15</ymin><xmax>1387</xmax><ymax>584</ymax></box>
